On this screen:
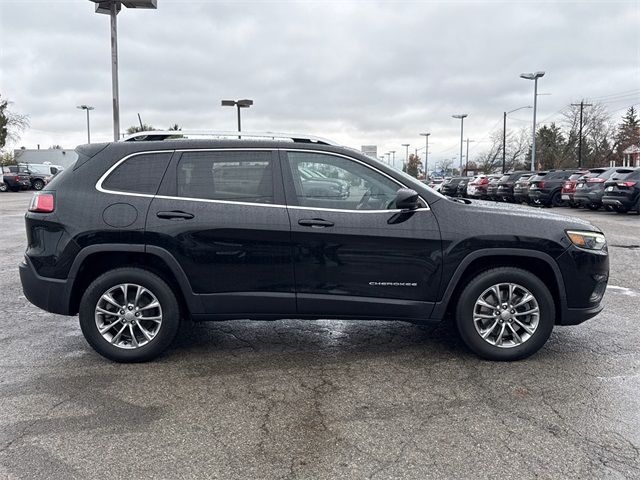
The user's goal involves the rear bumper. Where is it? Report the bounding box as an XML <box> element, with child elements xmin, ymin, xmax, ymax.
<box><xmin>528</xmin><ymin>190</ymin><xmax>551</xmax><ymax>203</ymax></box>
<box><xmin>602</xmin><ymin>195</ymin><xmax>636</xmax><ymax>209</ymax></box>
<box><xmin>574</xmin><ymin>191</ymin><xmax>603</xmax><ymax>205</ymax></box>
<box><xmin>19</xmin><ymin>257</ymin><xmax>73</xmax><ymax>315</ymax></box>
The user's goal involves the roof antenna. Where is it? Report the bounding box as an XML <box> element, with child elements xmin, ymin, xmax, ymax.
<box><xmin>137</xmin><ymin>113</ymin><xmax>144</xmax><ymax>130</ymax></box>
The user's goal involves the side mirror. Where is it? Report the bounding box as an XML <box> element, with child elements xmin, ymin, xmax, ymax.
<box><xmin>395</xmin><ymin>188</ymin><xmax>420</xmax><ymax>210</ymax></box>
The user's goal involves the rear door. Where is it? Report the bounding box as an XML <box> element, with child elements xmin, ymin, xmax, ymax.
<box><xmin>281</xmin><ymin>149</ymin><xmax>442</xmax><ymax>321</ymax></box>
<box><xmin>145</xmin><ymin>148</ymin><xmax>295</xmax><ymax>315</ymax></box>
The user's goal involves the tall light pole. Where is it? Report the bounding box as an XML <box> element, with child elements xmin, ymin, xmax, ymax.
<box><xmin>465</xmin><ymin>138</ymin><xmax>476</xmax><ymax>175</ymax></box>
<box><xmin>402</xmin><ymin>143</ymin><xmax>410</xmax><ymax>169</ymax></box>
<box><xmin>520</xmin><ymin>71</ymin><xmax>545</xmax><ymax>171</ymax></box>
<box><xmin>77</xmin><ymin>105</ymin><xmax>95</xmax><ymax>144</ymax></box>
<box><xmin>420</xmin><ymin>133</ymin><xmax>430</xmax><ymax>178</ymax></box>
<box><xmin>502</xmin><ymin>105</ymin><xmax>532</xmax><ymax>173</ymax></box>
<box><xmin>221</xmin><ymin>99</ymin><xmax>254</xmax><ymax>135</ymax></box>
<box><xmin>452</xmin><ymin>114</ymin><xmax>468</xmax><ymax>173</ymax></box>
<box><xmin>89</xmin><ymin>1</ymin><xmax>158</xmax><ymax>141</ymax></box>
<box><xmin>390</xmin><ymin>150</ymin><xmax>396</xmax><ymax>168</ymax></box>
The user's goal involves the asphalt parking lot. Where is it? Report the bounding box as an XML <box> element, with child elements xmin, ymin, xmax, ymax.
<box><xmin>0</xmin><ymin>190</ymin><xmax>638</xmax><ymax>480</ymax></box>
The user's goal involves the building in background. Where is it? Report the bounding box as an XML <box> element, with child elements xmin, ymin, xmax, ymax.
<box><xmin>361</xmin><ymin>145</ymin><xmax>377</xmax><ymax>158</ymax></box>
<box><xmin>14</xmin><ymin>148</ymin><xmax>78</xmax><ymax>169</ymax></box>
<box><xmin>622</xmin><ymin>144</ymin><xmax>640</xmax><ymax>167</ymax></box>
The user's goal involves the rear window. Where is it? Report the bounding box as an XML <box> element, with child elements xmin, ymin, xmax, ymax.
<box><xmin>585</xmin><ymin>169</ymin><xmax>614</xmax><ymax>179</ymax></box>
<box><xmin>569</xmin><ymin>173</ymin><xmax>584</xmax><ymax>181</ymax></box>
<box><xmin>177</xmin><ymin>150</ymin><xmax>274</xmax><ymax>204</ymax></box>
<box><xmin>498</xmin><ymin>175</ymin><xmax>510</xmax><ymax>182</ymax></box>
<box><xmin>610</xmin><ymin>169</ymin><xmax>639</xmax><ymax>180</ymax></box>
<box><xmin>102</xmin><ymin>152</ymin><xmax>172</xmax><ymax>194</ymax></box>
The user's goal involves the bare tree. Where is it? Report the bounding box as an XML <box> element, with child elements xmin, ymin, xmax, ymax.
<box><xmin>562</xmin><ymin>101</ymin><xmax>616</xmax><ymax>168</ymax></box>
<box><xmin>0</xmin><ymin>94</ymin><xmax>29</xmax><ymax>150</ymax></box>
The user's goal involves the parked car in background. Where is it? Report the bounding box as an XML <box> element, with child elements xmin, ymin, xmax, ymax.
<box><xmin>466</xmin><ymin>175</ymin><xmax>491</xmax><ymax>199</ymax></box>
<box><xmin>561</xmin><ymin>171</ymin><xmax>589</xmax><ymax>208</ymax></box>
<box><xmin>573</xmin><ymin>167</ymin><xmax>617</xmax><ymax>210</ymax></box>
<box><xmin>456</xmin><ymin>177</ymin><xmax>472</xmax><ymax>197</ymax></box>
<box><xmin>496</xmin><ymin>171</ymin><xmax>530</xmax><ymax>203</ymax></box>
<box><xmin>602</xmin><ymin>168</ymin><xmax>640</xmax><ymax>213</ymax></box>
<box><xmin>10</xmin><ymin>163</ymin><xmax>63</xmax><ymax>191</ymax></box>
<box><xmin>440</xmin><ymin>176</ymin><xmax>467</xmax><ymax>197</ymax></box>
<box><xmin>0</xmin><ymin>178</ymin><xmax>6</xmax><ymax>192</ymax></box>
<box><xmin>2</xmin><ymin>166</ymin><xmax>31</xmax><ymax>192</ymax></box>
<box><xmin>513</xmin><ymin>173</ymin><xmax>535</xmax><ymax>204</ymax></box>
<box><xmin>426</xmin><ymin>178</ymin><xmax>444</xmax><ymax>192</ymax></box>
<box><xmin>485</xmin><ymin>175</ymin><xmax>504</xmax><ymax>201</ymax></box>
<box><xmin>528</xmin><ymin>170</ymin><xmax>577</xmax><ymax>207</ymax></box>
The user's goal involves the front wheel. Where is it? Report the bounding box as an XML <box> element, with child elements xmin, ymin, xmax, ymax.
<box><xmin>455</xmin><ymin>267</ymin><xmax>555</xmax><ymax>361</ymax></box>
<box><xmin>32</xmin><ymin>179</ymin><xmax>45</xmax><ymax>191</ymax></box>
<box><xmin>79</xmin><ymin>268</ymin><xmax>180</xmax><ymax>362</ymax></box>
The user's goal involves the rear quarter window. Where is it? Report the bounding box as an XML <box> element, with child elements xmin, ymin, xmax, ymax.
<box><xmin>101</xmin><ymin>152</ymin><xmax>172</xmax><ymax>194</ymax></box>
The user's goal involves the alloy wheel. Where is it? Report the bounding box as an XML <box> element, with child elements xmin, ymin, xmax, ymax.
<box><xmin>94</xmin><ymin>283</ymin><xmax>163</xmax><ymax>349</ymax></box>
<box><xmin>472</xmin><ymin>283</ymin><xmax>540</xmax><ymax>348</ymax></box>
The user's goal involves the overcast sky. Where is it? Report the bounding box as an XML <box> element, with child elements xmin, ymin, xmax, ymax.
<box><xmin>1</xmin><ymin>0</ymin><xmax>639</xmax><ymax>166</ymax></box>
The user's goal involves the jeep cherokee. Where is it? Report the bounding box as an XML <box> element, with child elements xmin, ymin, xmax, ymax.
<box><xmin>19</xmin><ymin>131</ymin><xmax>609</xmax><ymax>362</ymax></box>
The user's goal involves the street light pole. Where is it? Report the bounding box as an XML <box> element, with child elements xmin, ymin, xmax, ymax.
<box><xmin>390</xmin><ymin>150</ymin><xmax>396</xmax><ymax>168</ymax></box>
<box><xmin>452</xmin><ymin>114</ymin><xmax>468</xmax><ymax>173</ymax></box>
<box><xmin>465</xmin><ymin>138</ymin><xmax>475</xmax><ymax>175</ymax></box>
<box><xmin>77</xmin><ymin>105</ymin><xmax>95</xmax><ymax>143</ymax></box>
<box><xmin>420</xmin><ymin>133</ymin><xmax>430</xmax><ymax>178</ymax></box>
<box><xmin>402</xmin><ymin>143</ymin><xmax>410</xmax><ymax>170</ymax></box>
<box><xmin>502</xmin><ymin>105</ymin><xmax>532</xmax><ymax>173</ymax></box>
<box><xmin>90</xmin><ymin>1</ymin><xmax>158</xmax><ymax>141</ymax></box>
<box><xmin>520</xmin><ymin>71</ymin><xmax>545</xmax><ymax>172</ymax></box>
<box><xmin>221</xmin><ymin>99</ymin><xmax>254</xmax><ymax>137</ymax></box>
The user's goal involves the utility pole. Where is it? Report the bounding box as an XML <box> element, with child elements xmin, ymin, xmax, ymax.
<box><xmin>571</xmin><ymin>100</ymin><xmax>593</xmax><ymax>168</ymax></box>
<box><xmin>465</xmin><ymin>138</ymin><xmax>475</xmax><ymax>175</ymax></box>
<box><xmin>420</xmin><ymin>133</ymin><xmax>430</xmax><ymax>179</ymax></box>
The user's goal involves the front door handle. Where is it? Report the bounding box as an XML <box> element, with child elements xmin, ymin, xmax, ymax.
<box><xmin>298</xmin><ymin>218</ymin><xmax>334</xmax><ymax>228</ymax></box>
<box><xmin>156</xmin><ymin>210</ymin><xmax>194</xmax><ymax>220</ymax></box>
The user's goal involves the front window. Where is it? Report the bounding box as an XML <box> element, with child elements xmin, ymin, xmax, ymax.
<box><xmin>286</xmin><ymin>151</ymin><xmax>402</xmax><ymax>210</ymax></box>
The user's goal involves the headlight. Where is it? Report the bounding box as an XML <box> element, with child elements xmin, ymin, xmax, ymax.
<box><xmin>566</xmin><ymin>230</ymin><xmax>606</xmax><ymax>250</ymax></box>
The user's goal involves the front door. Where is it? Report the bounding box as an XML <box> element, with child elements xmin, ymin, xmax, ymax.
<box><xmin>146</xmin><ymin>149</ymin><xmax>295</xmax><ymax>315</ymax></box>
<box><xmin>282</xmin><ymin>150</ymin><xmax>442</xmax><ymax>321</ymax></box>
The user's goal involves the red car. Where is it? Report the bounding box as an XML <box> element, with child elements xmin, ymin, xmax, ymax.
<box><xmin>561</xmin><ymin>171</ymin><xmax>588</xmax><ymax>208</ymax></box>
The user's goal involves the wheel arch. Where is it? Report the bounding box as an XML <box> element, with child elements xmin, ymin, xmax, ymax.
<box><xmin>67</xmin><ymin>244</ymin><xmax>199</xmax><ymax>316</ymax></box>
<box><xmin>432</xmin><ymin>249</ymin><xmax>566</xmax><ymax>324</ymax></box>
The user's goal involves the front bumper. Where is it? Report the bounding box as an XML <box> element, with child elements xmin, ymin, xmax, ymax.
<box><xmin>19</xmin><ymin>256</ymin><xmax>73</xmax><ymax>315</ymax></box>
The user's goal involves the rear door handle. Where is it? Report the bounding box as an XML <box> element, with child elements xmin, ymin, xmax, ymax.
<box><xmin>156</xmin><ymin>210</ymin><xmax>194</xmax><ymax>220</ymax></box>
<box><xmin>298</xmin><ymin>218</ymin><xmax>334</xmax><ymax>228</ymax></box>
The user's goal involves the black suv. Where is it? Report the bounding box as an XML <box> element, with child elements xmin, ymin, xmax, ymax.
<box><xmin>528</xmin><ymin>170</ymin><xmax>577</xmax><ymax>207</ymax></box>
<box><xmin>20</xmin><ymin>132</ymin><xmax>609</xmax><ymax>363</ymax></box>
<box><xmin>602</xmin><ymin>168</ymin><xmax>640</xmax><ymax>213</ymax></box>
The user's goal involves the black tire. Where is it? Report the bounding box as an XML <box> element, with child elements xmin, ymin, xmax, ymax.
<box><xmin>32</xmin><ymin>179</ymin><xmax>45</xmax><ymax>191</ymax></box>
<box><xmin>0</xmin><ymin>183</ymin><xmax>7</xmax><ymax>192</ymax></box>
<box><xmin>550</xmin><ymin>190</ymin><xmax>565</xmax><ymax>207</ymax></box>
<box><xmin>455</xmin><ymin>267</ymin><xmax>555</xmax><ymax>361</ymax></box>
<box><xmin>614</xmin><ymin>205</ymin><xmax>629</xmax><ymax>214</ymax></box>
<box><xmin>79</xmin><ymin>267</ymin><xmax>180</xmax><ymax>362</ymax></box>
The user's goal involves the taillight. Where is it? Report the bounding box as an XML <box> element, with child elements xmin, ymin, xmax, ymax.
<box><xmin>29</xmin><ymin>193</ymin><xmax>55</xmax><ymax>213</ymax></box>
<box><xmin>587</xmin><ymin>178</ymin><xmax>605</xmax><ymax>183</ymax></box>
<box><xmin>480</xmin><ymin>178</ymin><xmax>489</xmax><ymax>185</ymax></box>
<box><xmin>15</xmin><ymin>175</ymin><xmax>20</xmax><ymax>181</ymax></box>
<box><xmin>618</xmin><ymin>181</ymin><xmax>637</xmax><ymax>187</ymax></box>
<box><xmin>538</xmin><ymin>181</ymin><xmax>545</xmax><ymax>188</ymax></box>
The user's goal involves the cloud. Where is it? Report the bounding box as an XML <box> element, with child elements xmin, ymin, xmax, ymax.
<box><xmin>1</xmin><ymin>0</ymin><xmax>638</xmax><ymax>166</ymax></box>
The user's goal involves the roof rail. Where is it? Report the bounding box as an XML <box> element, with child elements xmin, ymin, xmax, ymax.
<box><xmin>120</xmin><ymin>130</ymin><xmax>340</xmax><ymax>146</ymax></box>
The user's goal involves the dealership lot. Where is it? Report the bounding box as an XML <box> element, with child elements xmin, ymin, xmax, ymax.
<box><xmin>1</xmin><ymin>191</ymin><xmax>638</xmax><ymax>479</ymax></box>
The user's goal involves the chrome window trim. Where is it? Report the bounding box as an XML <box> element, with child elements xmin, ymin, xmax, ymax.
<box><xmin>95</xmin><ymin>147</ymin><xmax>430</xmax><ymax>213</ymax></box>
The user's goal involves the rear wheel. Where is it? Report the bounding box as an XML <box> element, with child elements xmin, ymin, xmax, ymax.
<box><xmin>32</xmin><ymin>179</ymin><xmax>45</xmax><ymax>191</ymax></box>
<box><xmin>79</xmin><ymin>268</ymin><xmax>180</xmax><ymax>362</ymax></box>
<box><xmin>455</xmin><ymin>267</ymin><xmax>555</xmax><ymax>361</ymax></box>
<box><xmin>0</xmin><ymin>183</ymin><xmax>7</xmax><ymax>192</ymax></box>
<box><xmin>550</xmin><ymin>190</ymin><xmax>565</xmax><ymax>207</ymax></box>
<box><xmin>614</xmin><ymin>205</ymin><xmax>629</xmax><ymax>214</ymax></box>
